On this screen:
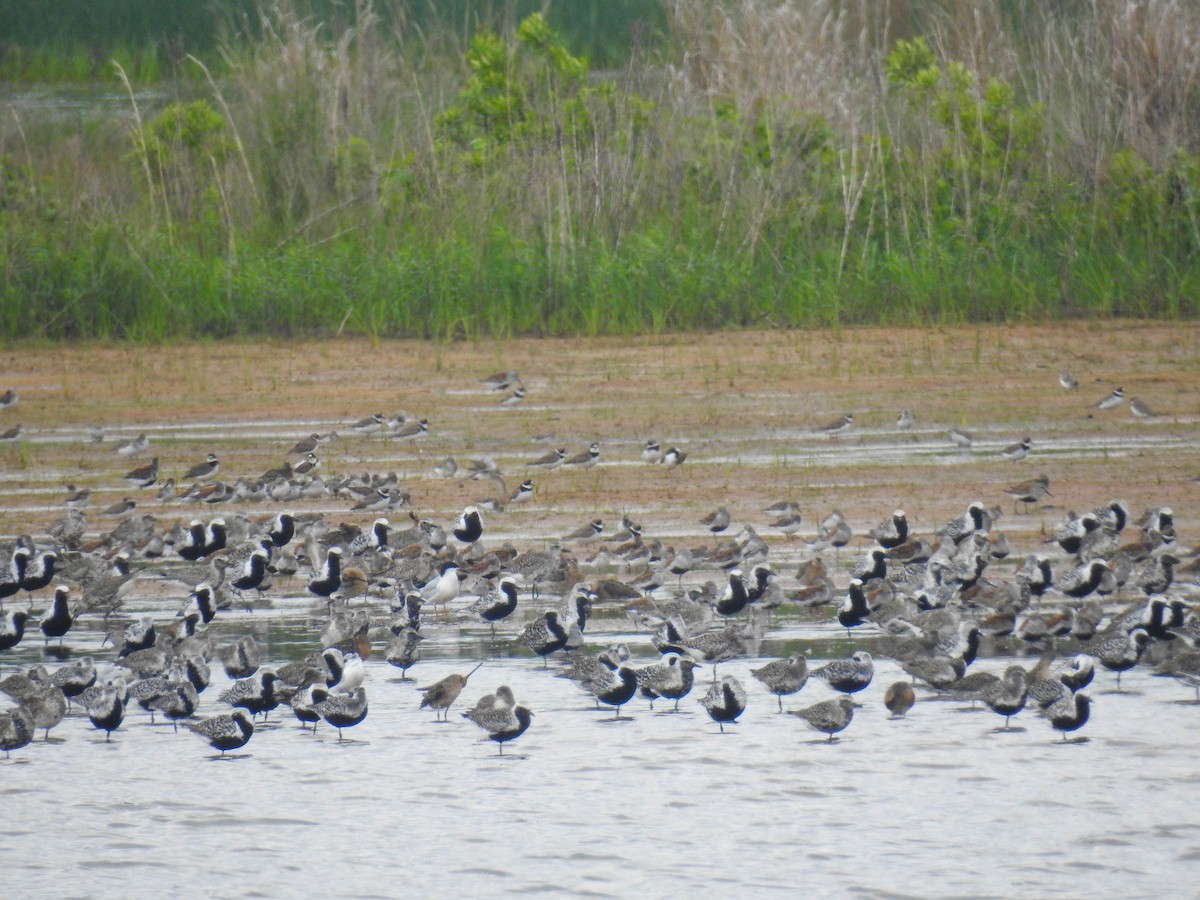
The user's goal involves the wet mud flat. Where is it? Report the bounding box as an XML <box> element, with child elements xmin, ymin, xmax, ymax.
<box><xmin>1</xmin><ymin>322</ymin><xmax>1200</xmax><ymax>896</ymax></box>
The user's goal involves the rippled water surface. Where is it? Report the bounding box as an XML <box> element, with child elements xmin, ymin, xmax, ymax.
<box><xmin>2</xmin><ymin>330</ymin><xmax>1200</xmax><ymax>897</ymax></box>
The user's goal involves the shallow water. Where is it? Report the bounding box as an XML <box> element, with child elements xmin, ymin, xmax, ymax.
<box><xmin>4</xmin><ymin>600</ymin><xmax>1200</xmax><ymax>898</ymax></box>
<box><xmin>2</xmin><ymin>330</ymin><xmax>1199</xmax><ymax>896</ymax></box>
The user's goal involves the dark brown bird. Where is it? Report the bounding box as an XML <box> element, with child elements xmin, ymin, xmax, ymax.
<box><xmin>418</xmin><ymin>662</ymin><xmax>483</xmax><ymax>722</ymax></box>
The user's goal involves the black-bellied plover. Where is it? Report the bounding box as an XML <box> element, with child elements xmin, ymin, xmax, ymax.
<box><xmin>1043</xmin><ymin>690</ymin><xmax>1091</xmax><ymax>741</ymax></box>
<box><xmin>188</xmin><ymin>709</ymin><xmax>255</xmax><ymax>756</ymax></box>
<box><xmin>811</xmin><ymin>650</ymin><xmax>874</xmax><ymax>694</ymax></box>
<box><xmin>312</xmin><ymin>686</ymin><xmax>368</xmax><ymax>740</ymax></box>
<box><xmin>750</xmin><ymin>652</ymin><xmax>808</xmax><ymax>712</ymax></box>
<box><xmin>790</xmin><ymin>696</ymin><xmax>859</xmax><ymax>741</ymax></box>
<box><xmin>699</xmin><ymin>674</ymin><xmax>747</xmax><ymax>733</ymax></box>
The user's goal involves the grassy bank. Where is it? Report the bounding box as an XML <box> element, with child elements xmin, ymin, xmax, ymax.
<box><xmin>1</xmin><ymin>1</ymin><xmax>1199</xmax><ymax>340</ymax></box>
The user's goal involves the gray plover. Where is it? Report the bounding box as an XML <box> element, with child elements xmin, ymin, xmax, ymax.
<box><xmin>1096</xmin><ymin>627</ymin><xmax>1150</xmax><ymax>690</ymax></box>
<box><xmin>811</xmin><ymin>650</ymin><xmax>874</xmax><ymax>694</ymax></box>
<box><xmin>790</xmin><ymin>696</ymin><xmax>859</xmax><ymax>741</ymax></box>
<box><xmin>636</xmin><ymin>654</ymin><xmax>699</xmax><ymax>711</ymax></box>
<box><xmin>699</xmin><ymin>674</ymin><xmax>747</xmax><ymax>733</ymax></box>
<box><xmin>982</xmin><ymin>665</ymin><xmax>1028</xmax><ymax>729</ymax></box>
<box><xmin>312</xmin><ymin>686</ymin><xmax>368</xmax><ymax>740</ymax></box>
<box><xmin>750</xmin><ymin>652</ymin><xmax>808</xmax><ymax>712</ymax></box>
<box><xmin>0</xmin><ymin>704</ymin><xmax>34</xmax><ymax>758</ymax></box>
<box><xmin>188</xmin><ymin>709</ymin><xmax>255</xmax><ymax>755</ymax></box>
<box><xmin>1043</xmin><ymin>690</ymin><xmax>1091</xmax><ymax>741</ymax></box>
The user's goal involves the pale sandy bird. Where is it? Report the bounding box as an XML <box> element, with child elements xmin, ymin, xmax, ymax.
<box><xmin>1003</xmin><ymin>474</ymin><xmax>1051</xmax><ymax>514</ymax></box>
<box><xmin>818</xmin><ymin>414</ymin><xmax>854</xmax><ymax>437</ymax></box>
<box><xmin>947</xmin><ymin>427</ymin><xmax>973</xmax><ymax>450</ymax></box>
<box><xmin>1059</xmin><ymin>372</ymin><xmax>1078</xmax><ymax>390</ymax></box>
<box><xmin>1129</xmin><ymin>397</ymin><xmax>1158</xmax><ymax>419</ymax></box>
<box><xmin>896</xmin><ymin>409</ymin><xmax>916</xmax><ymax>431</ymax></box>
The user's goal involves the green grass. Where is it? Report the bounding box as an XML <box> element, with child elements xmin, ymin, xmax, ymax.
<box><xmin>1</xmin><ymin>1</ymin><xmax>1199</xmax><ymax>342</ymax></box>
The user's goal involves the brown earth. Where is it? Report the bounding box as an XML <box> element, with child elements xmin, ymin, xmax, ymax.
<box><xmin>0</xmin><ymin>322</ymin><xmax>1197</xmax><ymax>548</ymax></box>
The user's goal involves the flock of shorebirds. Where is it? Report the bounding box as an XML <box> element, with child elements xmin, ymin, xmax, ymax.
<box><xmin>0</xmin><ymin>367</ymin><xmax>1196</xmax><ymax>759</ymax></box>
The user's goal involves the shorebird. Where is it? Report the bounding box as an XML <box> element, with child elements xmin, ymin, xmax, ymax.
<box><xmin>528</xmin><ymin>447</ymin><xmax>565</xmax><ymax>469</ymax></box>
<box><xmin>499</xmin><ymin>386</ymin><xmax>526</xmax><ymax>406</ymax></box>
<box><xmin>661</xmin><ymin>446</ymin><xmax>688</xmax><ymax>467</ymax></box>
<box><xmin>480</xmin><ymin>370</ymin><xmax>520</xmax><ymax>392</ymax></box>
<box><xmin>418</xmin><ymin>662</ymin><xmax>483</xmax><ymax>721</ymax></box>
<box><xmin>818</xmin><ymin>414</ymin><xmax>854</xmax><ymax>437</ymax></box>
<box><xmin>700</xmin><ymin>506</ymin><xmax>731</xmax><ymax>534</ymax></box>
<box><xmin>1001</xmin><ymin>437</ymin><xmax>1031</xmax><ymax>461</ymax></box>
<box><xmin>636</xmin><ymin>654</ymin><xmax>700</xmax><ymax>711</ymax></box>
<box><xmin>884</xmin><ymin>681</ymin><xmax>916</xmax><ymax>718</ymax></box>
<box><xmin>0</xmin><ymin>424</ymin><xmax>22</xmax><ymax>441</ymax></box>
<box><xmin>322</xmin><ymin>648</ymin><xmax>365</xmax><ymax>694</ymax></box>
<box><xmin>1096</xmin><ymin>627</ymin><xmax>1150</xmax><ymax>690</ymax></box>
<box><xmin>0</xmin><ymin>705</ymin><xmax>34</xmax><ymax>758</ymax></box>
<box><xmin>39</xmin><ymin>585</ymin><xmax>74</xmax><ymax>646</ymax></box>
<box><xmin>393</xmin><ymin>418</ymin><xmax>429</xmax><ymax>440</ymax></box>
<box><xmin>517</xmin><ymin>610</ymin><xmax>570</xmax><ymax>666</ymax></box>
<box><xmin>123</xmin><ymin>457</ymin><xmax>159</xmax><ymax>488</ymax></box>
<box><xmin>1059</xmin><ymin>372</ymin><xmax>1079</xmax><ymax>390</ymax></box>
<box><xmin>312</xmin><ymin>687</ymin><xmax>368</xmax><ymax>740</ymax></box>
<box><xmin>790</xmin><ymin>696</ymin><xmax>859</xmax><ymax>741</ymax></box>
<box><xmin>453</xmin><ymin>506</ymin><xmax>484</xmax><ymax>544</ymax></box>
<box><xmin>307</xmin><ymin>547</ymin><xmax>343</xmax><ymax>601</ymax></box>
<box><xmin>982</xmin><ymin>665</ymin><xmax>1029</xmax><ymax>729</ymax></box>
<box><xmin>83</xmin><ymin>676</ymin><xmax>127</xmax><ymax>741</ymax></box>
<box><xmin>699</xmin><ymin>674</ymin><xmax>747</xmax><ymax>733</ymax></box>
<box><xmin>1095</xmin><ymin>387</ymin><xmax>1125</xmax><ymax>410</ymax></box>
<box><xmin>188</xmin><ymin>709</ymin><xmax>255</xmax><ymax>756</ymax></box>
<box><xmin>385</xmin><ymin>629</ymin><xmax>423</xmax><ymax>679</ymax></box>
<box><xmin>1004</xmin><ymin>474</ymin><xmax>1051</xmax><ymax>513</ymax></box>
<box><xmin>468</xmin><ymin>576</ymin><xmax>519</xmax><ymax>635</ymax></box>
<box><xmin>589</xmin><ymin>664</ymin><xmax>639</xmax><ymax>718</ymax></box>
<box><xmin>1129</xmin><ymin>397</ymin><xmax>1158</xmax><ymax>419</ymax></box>
<box><xmin>896</xmin><ymin>409</ymin><xmax>916</xmax><ymax>430</ymax></box>
<box><xmin>183</xmin><ymin>453</ymin><xmax>220</xmax><ymax>481</ymax></box>
<box><xmin>947</xmin><ymin>427</ymin><xmax>973</xmax><ymax>450</ymax></box>
<box><xmin>0</xmin><ymin>389</ymin><xmax>17</xmax><ymax>409</ymax></box>
<box><xmin>113</xmin><ymin>433</ymin><xmax>149</xmax><ymax>457</ymax></box>
<box><xmin>750</xmin><ymin>653</ymin><xmax>809</xmax><ymax>712</ymax></box>
<box><xmin>219</xmin><ymin>670</ymin><xmax>279</xmax><ymax>719</ymax></box>
<box><xmin>561</xmin><ymin>442</ymin><xmax>601</xmax><ymax>469</ymax></box>
<box><xmin>641</xmin><ymin>440</ymin><xmax>663</xmax><ymax>464</ymax></box>
<box><xmin>811</xmin><ymin>651</ymin><xmax>874</xmax><ymax>694</ymax></box>
<box><xmin>1044</xmin><ymin>690</ymin><xmax>1091</xmax><ymax>741</ymax></box>
<box><xmin>508</xmin><ymin>479</ymin><xmax>534</xmax><ymax>505</ymax></box>
<box><xmin>349</xmin><ymin>413</ymin><xmax>386</xmax><ymax>435</ymax></box>
<box><xmin>562</xmin><ymin>519</ymin><xmax>603</xmax><ymax>543</ymax></box>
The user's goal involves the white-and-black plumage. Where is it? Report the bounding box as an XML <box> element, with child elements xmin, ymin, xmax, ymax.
<box><xmin>699</xmin><ymin>674</ymin><xmax>747</xmax><ymax>733</ymax></box>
